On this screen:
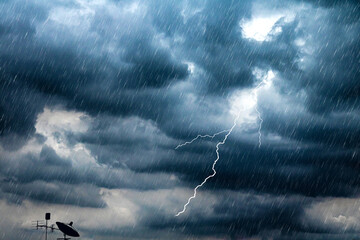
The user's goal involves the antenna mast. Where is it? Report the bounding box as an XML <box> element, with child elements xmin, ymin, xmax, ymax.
<box><xmin>33</xmin><ymin>213</ymin><xmax>55</xmax><ymax>240</ymax></box>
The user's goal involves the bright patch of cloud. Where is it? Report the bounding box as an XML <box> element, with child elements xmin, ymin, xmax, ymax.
<box><xmin>35</xmin><ymin>107</ymin><xmax>95</xmax><ymax>165</ymax></box>
<box><xmin>240</xmin><ymin>1</ymin><xmax>299</xmax><ymax>42</ymax></box>
<box><xmin>230</xmin><ymin>69</ymin><xmax>274</xmax><ymax>118</ymax></box>
<box><xmin>240</xmin><ymin>15</ymin><xmax>283</xmax><ymax>41</ymax></box>
<box><xmin>303</xmin><ymin>198</ymin><xmax>360</xmax><ymax>232</ymax></box>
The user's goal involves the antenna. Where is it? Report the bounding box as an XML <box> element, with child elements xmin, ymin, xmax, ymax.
<box><xmin>45</xmin><ymin>213</ymin><xmax>50</xmax><ymax>240</ymax></box>
<box><xmin>33</xmin><ymin>213</ymin><xmax>80</xmax><ymax>240</ymax></box>
<box><xmin>33</xmin><ymin>213</ymin><xmax>52</xmax><ymax>240</ymax></box>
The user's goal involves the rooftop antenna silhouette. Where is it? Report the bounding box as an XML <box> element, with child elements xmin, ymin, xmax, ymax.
<box><xmin>33</xmin><ymin>213</ymin><xmax>80</xmax><ymax>240</ymax></box>
<box><xmin>32</xmin><ymin>213</ymin><xmax>55</xmax><ymax>240</ymax></box>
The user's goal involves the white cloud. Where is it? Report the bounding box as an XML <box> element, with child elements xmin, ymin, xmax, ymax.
<box><xmin>303</xmin><ymin>197</ymin><xmax>360</xmax><ymax>232</ymax></box>
<box><xmin>35</xmin><ymin>107</ymin><xmax>94</xmax><ymax>166</ymax></box>
<box><xmin>239</xmin><ymin>0</ymin><xmax>301</xmax><ymax>42</ymax></box>
<box><xmin>240</xmin><ymin>15</ymin><xmax>283</xmax><ymax>41</ymax></box>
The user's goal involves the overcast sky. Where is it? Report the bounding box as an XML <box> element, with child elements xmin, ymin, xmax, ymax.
<box><xmin>0</xmin><ymin>0</ymin><xmax>360</xmax><ymax>239</ymax></box>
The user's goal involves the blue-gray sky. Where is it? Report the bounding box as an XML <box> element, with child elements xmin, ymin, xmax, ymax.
<box><xmin>0</xmin><ymin>0</ymin><xmax>360</xmax><ymax>239</ymax></box>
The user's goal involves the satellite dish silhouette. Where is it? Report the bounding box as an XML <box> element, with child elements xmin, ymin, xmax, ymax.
<box><xmin>56</xmin><ymin>222</ymin><xmax>80</xmax><ymax>237</ymax></box>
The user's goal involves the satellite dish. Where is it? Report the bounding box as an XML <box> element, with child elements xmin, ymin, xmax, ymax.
<box><xmin>56</xmin><ymin>222</ymin><xmax>80</xmax><ymax>237</ymax></box>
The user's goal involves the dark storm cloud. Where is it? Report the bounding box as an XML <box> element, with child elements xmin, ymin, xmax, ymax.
<box><xmin>262</xmin><ymin>108</ymin><xmax>360</xmax><ymax>149</ymax></box>
<box><xmin>182</xmin><ymin>0</ymin><xmax>256</xmax><ymax>92</ymax></box>
<box><xmin>0</xmin><ymin>0</ymin><xmax>188</xmax><ymax>147</ymax></box>
<box><xmin>131</xmin><ymin>136</ymin><xmax>359</xmax><ymax>198</ymax></box>
<box><xmin>300</xmin><ymin>0</ymin><xmax>360</xmax><ymax>8</ymax></box>
<box><xmin>274</xmin><ymin>3</ymin><xmax>360</xmax><ymax>114</ymax></box>
<box><xmin>0</xmin><ymin>0</ymin><xmax>358</xmax><ymax>141</ymax></box>
<box><xmin>40</xmin><ymin>145</ymin><xmax>72</xmax><ymax>167</ymax></box>
<box><xmin>0</xmin><ymin>144</ymin><xmax>177</xmax><ymax>189</ymax></box>
<box><xmin>118</xmin><ymin>41</ymin><xmax>189</xmax><ymax>88</ymax></box>
<box><xmin>2</xmin><ymin>181</ymin><xmax>106</xmax><ymax>208</ymax></box>
<box><xmin>135</xmin><ymin>192</ymin><xmax>315</xmax><ymax>239</ymax></box>
<box><xmin>0</xmin><ymin>0</ymin><xmax>48</xmax><ymax>141</ymax></box>
<box><xmin>0</xmin><ymin>143</ymin><xmax>179</xmax><ymax>209</ymax></box>
<box><xmin>0</xmin><ymin>0</ymin><xmax>360</xmax><ymax>239</ymax></box>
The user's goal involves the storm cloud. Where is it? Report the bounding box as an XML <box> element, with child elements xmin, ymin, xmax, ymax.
<box><xmin>0</xmin><ymin>0</ymin><xmax>360</xmax><ymax>239</ymax></box>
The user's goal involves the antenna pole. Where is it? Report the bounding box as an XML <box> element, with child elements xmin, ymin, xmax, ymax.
<box><xmin>44</xmin><ymin>213</ymin><xmax>50</xmax><ymax>240</ymax></box>
<box><xmin>45</xmin><ymin>219</ymin><xmax>48</xmax><ymax>240</ymax></box>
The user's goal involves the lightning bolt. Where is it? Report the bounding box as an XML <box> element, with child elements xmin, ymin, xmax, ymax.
<box><xmin>255</xmin><ymin>107</ymin><xmax>263</xmax><ymax>148</ymax></box>
<box><xmin>175</xmin><ymin>114</ymin><xmax>240</xmax><ymax>217</ymax></box>
<box><xmin>175</xmin><ymin>75</ymin><xmax>271</xmax><ymax>216</ymax></box>
<box><xmin>175</xmin><ymin>129</ymin><xmax>230</xmax><ymax>150</ymax></box>
<box><xmin>253</xmin><ymin>81</ymin><xmax>265</xmax><ymax>148</ymax></box>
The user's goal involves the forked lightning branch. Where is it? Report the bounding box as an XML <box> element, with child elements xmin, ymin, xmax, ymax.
<box><xmin>175</xmin><ymin>72</ymin><xmax>273</xmax><ymax>216</ymax></box>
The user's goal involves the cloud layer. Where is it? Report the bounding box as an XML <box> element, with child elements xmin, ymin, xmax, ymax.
<box><xmin>0</xmin><ymin>0</ymin><xmax>359</xmax><ymax>239</ymax></box>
